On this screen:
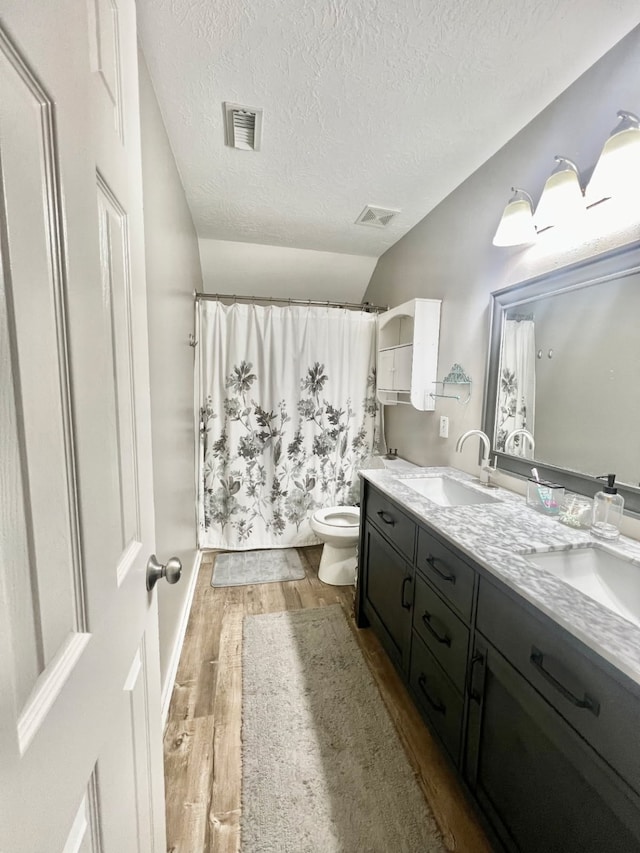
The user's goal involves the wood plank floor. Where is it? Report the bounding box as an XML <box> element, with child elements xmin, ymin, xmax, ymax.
<box><xmin>163</xmin><ymin>547</ymin><xmax>492</xmax><ymax>853</ymax></box>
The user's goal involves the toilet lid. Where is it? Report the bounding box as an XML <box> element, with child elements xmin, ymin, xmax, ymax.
<box><xmin>313</xmin><ymin>506</ymin><xmax>360</xmax><ymax>528</ymax></box>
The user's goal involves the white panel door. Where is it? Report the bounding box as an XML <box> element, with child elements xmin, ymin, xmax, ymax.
<box><xmin>393</xmin><ymin>345</ymin><xmax>413</xmax><ymax>392</ymax></box>
<box><xmin>377</xmin><ymin>349</ymin><xmax>395</xmax><ymax>391</ymax></box>
<box><xmin>0</xmin><ymin>2</ymin><xmax>167</xmax><ymax>851</ymax></box>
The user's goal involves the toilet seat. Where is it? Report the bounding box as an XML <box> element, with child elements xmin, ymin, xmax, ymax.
<box><xmin>312</xmin><ymin>506</ymin><xmax>360</xmax><ymax>531</ymax></box>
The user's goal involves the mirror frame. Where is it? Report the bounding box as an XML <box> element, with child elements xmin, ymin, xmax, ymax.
<box><xmin>483</xmin><ymin>238</ymin><xmax>640</xmax><ymax>516</ymax></box>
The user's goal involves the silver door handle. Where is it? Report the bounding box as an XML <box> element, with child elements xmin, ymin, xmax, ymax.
<box><xmin>146</xmin><ymin>554</ymin><xmax>183</xmax><ymax>591</ymax></box>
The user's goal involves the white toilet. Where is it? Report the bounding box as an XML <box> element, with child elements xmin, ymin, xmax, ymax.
<box><xmin>311</xmin><ymin>454</ymin><xmax>417</xmax><ymax>586</ymax></box>
<box><xmin>310</xmin><ymin>505</ymin><xmax>361</xmax><ymax>586</ymax></box>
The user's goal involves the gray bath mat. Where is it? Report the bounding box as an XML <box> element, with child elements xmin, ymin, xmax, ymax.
<box><xmin>211</xmin><ymin>548</ymin><xmax>306</xmax><ymax>588</ymax></box>
<box><xmin>241</xmin><ymin>605</ymin><xmax>446</xmax><ymax>852</ymax></box>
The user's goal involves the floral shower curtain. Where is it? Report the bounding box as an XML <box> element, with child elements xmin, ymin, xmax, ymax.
<box><xmin>198</xmin><ymin>301</ymin><xmax>379</xmax><ymax>550</ymax></box>
<box><xmin>495</xmin><ymin>319</ymin><xmax>536</xmax><ymax>456</ymax></box>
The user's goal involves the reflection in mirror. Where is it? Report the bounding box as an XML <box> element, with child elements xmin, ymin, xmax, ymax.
<box><xmin>484</xmin><ymin>241</ymin><xmax>640</xmax><ymax>514</ymax></box>
<box><xmin>502</xmin><ymin>282</ymin><xmax>640</xmax><ymax>480</ymax></box>
<box><xmin>495</xmin><ymin>317</ymin><xmax>536</xmax><ymax>459</ymax></box>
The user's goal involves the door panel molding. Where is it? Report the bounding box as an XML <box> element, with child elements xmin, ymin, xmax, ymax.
<box><xmin>96</xmin><ymin>171</ymin><xmax>141</xmax><ymax>582</ymax></box>
<box><xmin>87</xmin><ymin>0</ymin><xmax>124</xmax><ymax>140</ymax></box>
<box><xmin>17</xmin><ymin>631</ymin><xmax>91</xmax><ymax>754</ymax></box>
<box><xmin>62</xmin><ymin>769</ymin><xmax>104</xmax><ymax>853</ymax></box>
<box><xmin>127</xmin><ymin>635</ymin><xmax>158</xmax><ymax>853</ymax></box>
<box><xmin>0</xmin><ymin>23</ymin><xmax>85</xmax><ymax>713</ymax></box>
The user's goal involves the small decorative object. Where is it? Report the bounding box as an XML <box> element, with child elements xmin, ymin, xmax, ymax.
<box><xmin>558</xmin><ymin>493</ymin><xmax>592</xmax><ymax>529</ymax></box>
<box><xmin>442</xmin><ymin>363</ymin><xmax>471</xmax><ymax>384</ymax></box>
<box><xmin>431</xmin><ymin>363</ymin><xmax>472</xmax><ymax>403</ymax></box>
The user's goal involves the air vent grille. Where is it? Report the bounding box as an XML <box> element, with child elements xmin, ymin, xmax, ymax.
<box><xmin>224</xmin><ymin>102</ymin><xmax>263</xmax><ymax>151</ymax></box>
<box><xmin>355</xmin><ymin>205</ymin><xmax>399</xmax><ymax>228</ymax></box>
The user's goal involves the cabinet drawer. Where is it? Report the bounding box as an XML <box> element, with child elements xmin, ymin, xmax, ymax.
<box><xmin>416</xmin><ymin>527</ymin><xmax>475</xmax><ymax>621</ymax></box>
<box><xmin>413</xmin><ymin>574</ymin><xmax>469</xmax><ymax>694</ymax></box>
<box><xmin>477</xmin><ymin>578</ymin><xmax>640</xmax><ymax>793</ymax></box>
<box><xmin>365</xmin><ymin>487</ymin><xmax>416</xmax><ymax>562</ymax></box>
<box><xmin>409</xmin><ymin>632</ymin><xmax>463</xmax><ymax>763</ymax></box>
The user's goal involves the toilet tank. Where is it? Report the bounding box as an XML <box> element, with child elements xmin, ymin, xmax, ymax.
<box><xmin>361</xmin><ymin>454</ymin><xmax>417</xmax><ymax>471</ymax></box>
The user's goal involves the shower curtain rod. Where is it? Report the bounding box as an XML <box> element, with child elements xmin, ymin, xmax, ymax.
<box><xmin>193</xmin><ymin>291</ymin><xmax>388</xmax><ymax>313</ymax></box>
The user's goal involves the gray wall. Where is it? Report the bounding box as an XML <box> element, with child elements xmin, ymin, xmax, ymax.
<box><xmin>364</xmin><ymin>26</ymin><xmax>640</xmax><ymax>487</ymax></box>
<box><xmin>199</xmin><ymin>238</ymin><xmax>377</xmax><ymax>303</ymax></box>
<box><xmin>138</xmin><ymin>51</ymin><xmax>202</xmax><ymax>696</ymax></box>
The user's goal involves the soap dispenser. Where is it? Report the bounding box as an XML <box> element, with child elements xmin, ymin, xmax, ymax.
<box><xmin>591</xmin><ymin>474</ymin><xmax>624</xmax><ymax>540</ymax></box>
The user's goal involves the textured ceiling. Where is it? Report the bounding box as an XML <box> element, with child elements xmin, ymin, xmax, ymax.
<box><xmin>137</xmin><ymin>0</ymin><xmax>640</xmax><ymax>258</ymax></box>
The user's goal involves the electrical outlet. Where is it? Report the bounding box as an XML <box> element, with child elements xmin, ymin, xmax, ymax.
<box><xmin>439</xmin><ymin>416</ymin><xmax>449</xmax><ymax>438</ymax></box>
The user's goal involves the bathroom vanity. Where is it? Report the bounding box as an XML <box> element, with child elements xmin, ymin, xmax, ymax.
<box><xmin>356</xmin><ymin>467</ymin><xmax>640</xmax><ymax>852</ymax></box>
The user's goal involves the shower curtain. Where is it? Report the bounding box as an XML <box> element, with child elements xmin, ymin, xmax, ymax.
<box><xmin>495</xmin><ymin>319</ymin><xmax>536</xmax><ymax>456</ymax></box>
<box><xmin>198</xmin><ymin>301</ymin><xmax>379</xmax><ymax>550</ymax></box>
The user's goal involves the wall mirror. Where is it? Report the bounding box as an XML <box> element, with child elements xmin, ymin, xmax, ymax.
<box><xmin>483</xmin><ymin>239</ymin><xmax>640</xmax><ymax>515</ymax></box>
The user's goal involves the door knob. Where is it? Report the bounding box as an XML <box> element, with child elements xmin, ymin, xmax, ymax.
<box><xmin>146</xmin><ymin>554</ymin><xmax>183</xmax><ymax>591</ymax></box>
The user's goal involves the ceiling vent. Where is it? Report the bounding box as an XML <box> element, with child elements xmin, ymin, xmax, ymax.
<box><xmin>224</xmin><ymin>102</ymin><xmax>263</xmax><ymax>151</ymax></box>
<box><xmin>355</xmin><ymin>205</ymin><xmax>399</xmax><ymax>228</ymax></box>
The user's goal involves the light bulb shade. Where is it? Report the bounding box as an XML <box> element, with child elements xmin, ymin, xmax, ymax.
<box><xmin>585</xmin><ymin>110</ymin><xmax>640</xmax><ymax>205</ymax></box>
<box><xmin>493</xmin><ymin>189</ymin><xmax>536</xmax><ymax>247</ymax></box>
<box><xmin>533</xmin><ymin>158</ymin><xmax>584</xmax><ymax>230</ymax></box>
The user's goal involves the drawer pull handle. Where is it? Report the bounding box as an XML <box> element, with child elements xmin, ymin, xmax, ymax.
<box><xmin>468</xmin><ymin>652</ymin><xmax>484</xmax><ymax>704</ymax></box>
<box><xmin>418</xmin><ymin>674</ymin><xmax>446</xmax><ymax>714</ymax></box>
<box><xmin>376</xmin><ymin>510</ymin><xmax>396</xmax><ymax>526</ymax></box>
<box><xmin>401</xmin><ymin>575</ymin><xmax>412</xmax><ymax>609</ymax></box>
<box><xmin>530</xmin><ymin>647</ymin><xmax>600</xmax><ymax>716</ymax></box>
<box><xmin>425</xmin><ymin>555</ymin><xmax>456</xmax><ymax>584</ymax></box>
<box><xmin>421</xmin><ymin>611</ymin><xmax>451</xmax><ymax>646</ymax></box>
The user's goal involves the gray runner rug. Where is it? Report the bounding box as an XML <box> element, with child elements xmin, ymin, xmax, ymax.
<box><xmin>241</xmin><ymin>605</ymin><xmax>446</xmax><ymax>853</ymax></box>
<box><xmin>211</xmin><ymin>548</ymin><xmax>306</xmax><ymax>587</ymax></box>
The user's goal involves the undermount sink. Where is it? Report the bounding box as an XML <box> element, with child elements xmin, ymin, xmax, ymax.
<box><xmin>402</xmin><ymin>476</ymin><xmax>500</xmax><ymax>507</ymax></box>
<box><xmin>521</xmin><ymin>546</ymin><xmax>640</xmax><ymax>629</ymax></box>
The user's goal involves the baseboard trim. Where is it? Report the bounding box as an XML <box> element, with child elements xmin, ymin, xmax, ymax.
<box><xmin>161</xmin><ymin>549</ymin><xmax>202</xmax><ymax>728</ymax></box>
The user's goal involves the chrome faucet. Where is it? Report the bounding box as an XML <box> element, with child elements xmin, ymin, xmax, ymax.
<box><xmin>455</xmin><ymin>429</ymin><xmax>495</xmax><ymax>486</ymax></box>
<box><xmin>504</xmin><ymin>428</ymin><xmax>535</xmax><ymax>457</ymax></box>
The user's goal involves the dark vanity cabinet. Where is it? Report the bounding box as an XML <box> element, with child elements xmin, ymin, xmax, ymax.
<box><xmin>360</xmin><ymin>490</ymin><xmax>417</xmax><ymax>672</ymax></box>
<box><xmin>362</xmin><ymin>524</ymin><xmax>414</xmax><ymax>672</ymax></box>
<box><xmin>408</xmin><ymin>530</ymin><xmax>474</xmax><ymax>764</ymax></box>
<box><xmin>416</xmin><ymin>526</ymin><xmax>475</xmax><ymax>621</ymax></box>
<box><xmin>466</xmin><ymin>636</ymin><xmax>640</xmax><ymax>852</ymax></box>
<box><xmin>359</xmin><ymin>483</ymin><xmax>476</xmax><ymax>765</ymax></box>
<box><xmin>357</xmin><ymin>481</ymin><xmax>640</xmax><ymax>852</ymax></box>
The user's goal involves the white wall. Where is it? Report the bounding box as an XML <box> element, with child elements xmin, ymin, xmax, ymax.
<box><xmin>138</xmin><ymin>52</ymin><xmax>202</xmax><ymax>698</ymax></box>
<box><xmin>199</xmin><ymin>238</ymin><xmax>378</xmax><ymax>303</ymax></box>
<box><xmin>363</xmin><ymin>26</ymin><xmax>640</xmax><ymax>538</ymax></box>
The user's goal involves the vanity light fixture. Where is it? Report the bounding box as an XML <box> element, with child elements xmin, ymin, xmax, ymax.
<box><xmin>492</xmin><ymin>188</ymin><xmax>537</xmax><ymax>247</ymax></box>
<box><xmin>494</xmin><ymin>108</ymin><xmax>640</xmax><ymax>248</ymax></box>
<box><xmin>585</xmin><ymin>110</ymin><xmax>640</xmax><ymax>205</ymax></box>
<box><xmin>533</xmin><ymin>156</ymin><xmax>585</xmax><ymax>231</ymax></box>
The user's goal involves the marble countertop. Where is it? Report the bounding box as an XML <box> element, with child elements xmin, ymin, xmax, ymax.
<box><xmin>360</xmin><ymin>466</ymin><xmax>640</xmax><ymax>688</ymax></box>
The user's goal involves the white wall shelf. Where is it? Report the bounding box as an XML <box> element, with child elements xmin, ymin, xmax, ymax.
<box><xmin>376</xmin><ymin>298</ymin><xmax>441</xmax><ymax>411</ymax></box>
